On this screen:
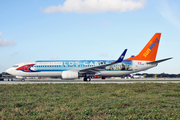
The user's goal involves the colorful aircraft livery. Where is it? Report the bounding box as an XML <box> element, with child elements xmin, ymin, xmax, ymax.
<box><xmin>6</xmin><ymin>33</ymin><xmax>172</xmax><ymax>81</ymax></box>
<box><xmin>125</xmin><ymin>33</ymin><xmax>161</xmax><ymax>61</ymax></box>
<box><xmin>16</xmin><ymin>64</ymin><xmax>36</xmax><ymax>72</ymax></box>
<box><xmin>15</xmin><ymin>60</ymin><xmax>133</xmax><ymax>72</ymax></box>
<box><xmin>143</xmin><ymin>38</ymin><xmax>159</xmax><ymax>58</ymax></box>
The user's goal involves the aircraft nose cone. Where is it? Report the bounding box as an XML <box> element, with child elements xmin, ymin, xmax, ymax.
<box><xmin>6</xmin><ymin>68</ymin><xmax>12</xmax><ymax>74</ymax></box>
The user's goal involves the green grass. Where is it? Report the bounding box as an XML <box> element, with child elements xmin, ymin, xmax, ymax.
<box><xmin>0</xmin><ymin>83</ymin><xmax>180</xmax><ymax>119</ymax></box>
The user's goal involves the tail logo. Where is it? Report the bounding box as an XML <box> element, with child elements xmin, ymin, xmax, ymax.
<box><xmin>143</xmin><ymin>38</ymin><xmax>159</xmax><ymax>58</ymax></box>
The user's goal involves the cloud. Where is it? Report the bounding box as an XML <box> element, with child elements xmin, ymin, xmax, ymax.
<box><xmin>101</xmin><ymin>22</ymin><xmax>111</xmax><ymax>26</ymax></box>
<box><xmin>0</xmin><ymin>32</ymin><xmax>16</xmax><ymax>47</ymax></box>
<box><xmin>81</xmin><ymin>21</ymin><xmax>94</xmax><ymax>25</ymax></box>
<box><xmin>42</xmin><ymin>0</ymin><xmax>147</xmax><ymax>13</ymax></box>
<box><xmin>0</xmin><ymin>39</ymin><xmax>16</xmax><ymax>47</ymax></box>
<box><xmin>12</xmin><ymin>52</ymin><xmax>19</xmax><ymax>57</ymax></box>
<box><xmin>51</xmin><ymin>56</ymin><xmax>58</xmax><ymax>59</ymax></box>
<box><xmin>159</xmin><ymin>0</ymin><xmax>180</xmax><ymax>29</ymax></box>
<box><xmin>100</xmin><ymin>53</ymin><xmax>108</xmax><ymax>57</ymax></box>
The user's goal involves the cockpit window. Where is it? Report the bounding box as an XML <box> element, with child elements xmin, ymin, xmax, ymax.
<box><xmin>13</xmin><ymin>65</ymin><xmax>19</xmax><ymax>67</ymax></box>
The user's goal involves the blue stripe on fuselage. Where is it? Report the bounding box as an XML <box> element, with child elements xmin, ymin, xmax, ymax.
<box><xmin>31</xmin><ymin>60</ymin><xmax>133</xmax><ymax>72</ymax></box>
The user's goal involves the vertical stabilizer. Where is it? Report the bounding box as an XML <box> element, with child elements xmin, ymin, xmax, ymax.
<box><xmin>125</xmin><ymin>33</ymin><xmax>161</xmax><ymax>61</ymax></box>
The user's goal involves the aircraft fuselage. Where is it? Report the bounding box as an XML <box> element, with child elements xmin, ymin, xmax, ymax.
<box><xmin>6</xmin><ymin>60</ymin><xmax>156</xmax><ymax>78</ymax></box>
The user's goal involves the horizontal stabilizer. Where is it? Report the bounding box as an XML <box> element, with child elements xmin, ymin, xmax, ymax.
<box><xmin>147</xmin><ymin>57</ymin><xmax>173</xmax><ymax>64</ymax></box>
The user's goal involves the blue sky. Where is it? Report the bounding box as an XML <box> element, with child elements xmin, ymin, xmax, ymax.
<box><xmin>0</xmin><ymin>0</ymin><xmax>179</xmax><ymax>74</ymax></box>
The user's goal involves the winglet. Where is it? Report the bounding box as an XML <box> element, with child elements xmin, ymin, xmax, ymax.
<box><xmin>115</xmin><ymin>49</ymin><xmax>127</xmax><ymax>63</ymax></box>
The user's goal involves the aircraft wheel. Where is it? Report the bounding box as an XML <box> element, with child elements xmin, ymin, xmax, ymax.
<box><xmin>102</xmin><ymin>76</ymin><xmax>106</xmax><ymax>79</ymax></box>
<box><xmin>83</xmin><ymin>78</ymin><xmax>87</xmax><ymax>81</ymax></box>
<box><xmin>88</xmin><ymin>77</ymin><xmax>91</xmax><ymax>81</ymax></box>
<box><xmin>21</xmin><ymin>79</ymin><xmax>25</xmax><ymax>82</ymax></box>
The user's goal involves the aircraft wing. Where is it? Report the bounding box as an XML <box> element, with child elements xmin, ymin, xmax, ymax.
<box><xmin>79</xmin><ymin>49</ymin><xmax>127</xmax><ymax>73</ymax></box>
<box><xmin>147</xmin><ymin>57</ymin><xmax>173</xmax><ymax>64</ymax></box>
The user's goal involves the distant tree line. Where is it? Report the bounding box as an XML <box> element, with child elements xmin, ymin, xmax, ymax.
<box><xmin>135</xmin><ymin>73</ymin><xmax>180</xmax><ymax>78</ymax></box>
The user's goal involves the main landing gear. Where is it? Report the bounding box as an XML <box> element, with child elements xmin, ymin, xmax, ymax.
<box><xmin>101</xmin><ymin>76</ymin><xmax>106</xmax><ymax>79</ymax></box>
<box><xmin>21</xmin><ymin>78</ymin><xmax>25</xmax><ymax>82</ymax></box>
<box><xmin>83</xmin><ymin>77</ymin><xmax>91</xmax><ymax>81</ymax></box>
<box><xmin>8</xmin><ymin>78</ymin><xmax>13</xmax><ymax>81</ymax></box>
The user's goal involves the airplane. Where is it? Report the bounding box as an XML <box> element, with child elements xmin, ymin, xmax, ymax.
<box><xmin>128</xmin><ymin>74</ymin><xmax>144</xmax><ymax>79</ymax></box>
<box><xmin>6</xmin><ymin>33</ymin><xmax>172</xmax><ymax>81</ymax></box>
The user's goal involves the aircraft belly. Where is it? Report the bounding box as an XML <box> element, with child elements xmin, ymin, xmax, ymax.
<box><xmin>100</xmin><ymin>71</ymin><xmax>133</xmax><ymax>77</ymax></box>
<box><xmin>21</xmin><ymin>72</ymin><xmax>62</xmax><ymax>77</ymax></box>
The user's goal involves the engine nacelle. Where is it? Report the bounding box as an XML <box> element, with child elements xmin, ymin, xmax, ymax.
<box><xmin>61</xmin><ymin>71</ymin><xmax>79</xmax><ymax>80</ymax></box>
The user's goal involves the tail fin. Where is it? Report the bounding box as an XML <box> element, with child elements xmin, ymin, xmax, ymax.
<box><xmin>125</xmin><ymin>33</ymin><xmax>161</xmax><ymax>61</ymax></box>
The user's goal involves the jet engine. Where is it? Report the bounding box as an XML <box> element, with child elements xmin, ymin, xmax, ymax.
<box><xmin>61</xmin><ymin>71</ymin><xmax>79</xmax><ymax>79</ymax></box>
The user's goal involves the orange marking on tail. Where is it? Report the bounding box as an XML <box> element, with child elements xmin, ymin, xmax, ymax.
<box><xmin>125</xmin><ymin>33</ymin><xmax>161</xmax><ymax>61</ymax></box>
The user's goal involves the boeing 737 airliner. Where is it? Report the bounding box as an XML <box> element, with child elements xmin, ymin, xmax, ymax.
<box><xmin>6</xmin><ymin>33</ymin><xmax>172</xmax><ymax>81</ymax></box>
